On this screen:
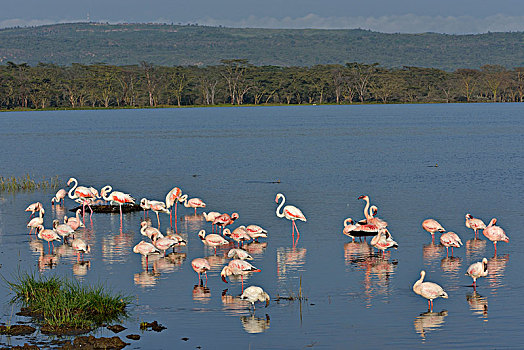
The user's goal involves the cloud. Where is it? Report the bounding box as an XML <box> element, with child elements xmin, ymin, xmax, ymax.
<box><xmin>194</xmin><ymin>13</ymin><xmax>524</xmax><ymax>34</ymax></box>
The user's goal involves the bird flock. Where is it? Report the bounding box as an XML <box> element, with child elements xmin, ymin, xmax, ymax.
<box><xmin>24</xmin><ymin>179</ymin><xmax>510</xmax><ymax>313</ymax></box>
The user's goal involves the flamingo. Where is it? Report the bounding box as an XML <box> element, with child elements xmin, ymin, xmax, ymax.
<box><xmin>413</xmin><ymin>270</ymin><xmax>448</xmax><ymax>311</ymax></box>
<box><xmin>227</xmin><ymin>248</ymin><xmax>254</xmax><ymax>261</ymax></box>
<box><xmin>25</xmin><ymin>202</ymin><xmax>43</xmax><ymax>220</ymax></box>
<box><xmin>245</xmin><ymin>225</ymin><xmax>268</xmax><ymax>242</ymax></box>
<box><xmin>224</xmin><ymin>226</ymin><xmax>252</xmax><ymax>247</ymax></box>
<box><xmin>183</xmin><ymin>196</ymin><xmax>206</xmax><ymax>215</ymax></box>
<box><xmin>140</xmin><ymin>221</ymin><xmax>163</xmax><ymax>240</ymax></box>
<box><xmin>27</xmin><ymin>208</ymin><xmax>45</xmax><ymax>235</ymax></box>
<box><xmin>191</xmin><ymin>258</ymin><xmax>211</xmax><ymax>285</ymax></box>
<box><xmin>133</xmin><ymin>241</ymin><xmax>160</xmax><ymax>269</ymax></box>
<box><xmin>203</xmin><ymin>211</ymin><xmax>222</xmax><ymax>232</ymax></box>
<box><xmin>140</xmin><ymin>198</ymin><xmax>151</xmax><ymax>219</ymax></box>
<box><xmin>37</xmin><ymin>224</ymin><xmax>61</xmax><ymax>252</ymax></box>
<box><xmin>370</xmin><ymin>228</ymin><xmax>398</xmax><ymax>256</ymax></box>
<box><xmin>51</xmin><ymin>189</ymin><xmax>67</xmax><ymax>206</ymax></box>
<box><xmin>198</xmin><ymin>229</ymin><xmax>229</xmax><ymax>254</ymax></box>
<box><xmin>342</xmin><ymin>218</ymin><xmax>358</xmax><ymax>241</ymax></box>
<box><xmin>151</xmin><ymin>233</ymin><xmax>178</xmax><ymax>256</ymax></box>
<box><xmin>440</xmin><ymin>231</ymin><xmax>463</xmax><ymax>257</ymax></box>
<box><xmin>422</xmin><ymin>219</ymin><xmax>446</xmax><ymax>243</ymax></box>
<box><xmin>67</xmin><ymin>178</ymin><xmax>97</xmax><ymax>219</ymax></box>
<box><xmin>64</xmin><ymin>209</ymin><xmax>84</xmax><ymax>230</ymax></box>
<box><xmin>240</xmin><ymin>286</ymin><xmax>270</xmax><ymax>311</ymax></box>
<box><xmin>368</xmin><ymin>205</ymin><xmax>388</xmax><ymax>228</ymax></box>
<box><xmin>275</xmin><ymin>193</ymin><xmax>306</xmax><ymax>246</ymax></box>
<box><xmin>213</xmin><ymin>213</ymin><xmax>239</xmax><ymax>233</ymax></box>
<box><xmin>466</xmin><ymin>258</ymin><xmax>488</xmax><ymax>290</ymax></box>
<box><xmin>165</xmin><ymin>187</ymin><xmax>183</xmax><ymax>229</ymax></box>
<box><xmin>71</xmin><ymin>238</ymin><xmax>90</xmax><ymax>262</ymax></box>
<box><xmin>53</xmin><ymin>219</ymin><xmax>74</xmax><ymax>241</ymax></box>
<box><xmin>147</xmin><ymin>200</ymin><xmax>169</xmax><ymax>228</ymax></box>
<box><xmin>465</xmin><ymin>214</ymin><xmax>486</xmax><ymax>239</ymax></box>
<box><xmin>221</xmin><ymin>259</ymin><xmax>261</xmax><ymax>292</ymax></box>
<box><xmin>101</xmin><ymin>185</ymin><xmax>135</xmax><ymax>227</ymax></box>
<box><xmin>165</xmin><ymin>231</ymin><xmax>187</xmax><ymax>251</ymax></box>
<box><xmin>482</xmin><ymin>218</ymin><xmax>509</xmax><ymax>254</ymax></box>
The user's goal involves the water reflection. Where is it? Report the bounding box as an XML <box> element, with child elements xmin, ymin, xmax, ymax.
<box><xmin>244</xmin><ymin>241</ymin><xmax>268</xmax><ymax>256</ymax></box>
<box><xmin>102</xmin><ymin>231</ymin><xmax>134</xmax><ymax>264</ymax></box>
<box><xmin>38</xmin><ymin>253</ymin><xmax>59</xmax><ymax>272</ymax></box>
<box><xmin>240</xmin><ymin>314</ymin><xmax>270</xmax><ymax>334</ymax></box>
<box><xmin>222</xmin><ymin>289</ymin><xmax>250</xmax><ymax>313</ymax></box>
<box><xmin>466</xmin><ymin>239</ymin><xmax>487</xmax><ymax>260</ymax></box>
<box><xmin>134</xmin><ymin>269</ymin><xmax>160</xmax><ymax>287</ymax></box>
<box><xmin>192</xmin><ymin>285</ymin><xmax>211</xmax><ymax>303</ymax></box>
<box><xmin>466</xmin><ymin>291</ymin><xmax>488</xmax><ymax>319</ymax></box>
<box><xmin>486</xmin><ymin>254</ymin><xmax>509</xmax><ymax>294</ymax></box>
<box><xmin>179</xmin><ymin>214</ymin><xmax>206</xmax><ymax>233</ymax></box>
<box><xmin>414</xmin><ymin>310</ymin><xmax>448</xmax><ymax>339</ymax></box>
<box><xmin>51</xmin><ymin>205</ymin><xmax>67</xmax><ymax>221</ymax></box>
<box><xmin>205</xmin><ymin>254</ymin><xmax>229</xmax><ymax>272</ymax></box>
<box><xmin>422</xmin><ymin>243</ymin><xmax>444</xmax><ymax>265</ymax></box>
<box><xmin>277</xmin><ymin>247</ymin><xmax>307</xmax><ymax>282</ymax></box>
<box><xmin>153</xmin><ymin>254</ymin><xmax>187</xmax><ymax>273</ymax></box>
<box><xmin>440</xmin><ymin>257</ymin><xmax>462</xmax><ymax>291</ymax></box>
<box><xmin>72</xmin><ymin>261</ymin><xmax>91</xmax><ymax>277</ymax></box>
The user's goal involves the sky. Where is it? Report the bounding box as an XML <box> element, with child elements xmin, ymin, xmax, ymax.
<box><xmin>2</xmin><ymin>0</ymin><xmax>524</xmax><ymax>34</ymax></box>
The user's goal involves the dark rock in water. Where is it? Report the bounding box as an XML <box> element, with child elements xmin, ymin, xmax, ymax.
<box><xmin>107</xmin><ymin>325</ymin><xmax>126</xmax><ymax>333</ymax></box>
<box><xmin>70</xmin><ymin>204</ymin><xmax>142</xmax><ymax>213</ymax></box>
<box><xmin>40</xmin><ymin>325</ymin><xmax>93</xmax><ymax>336</ymax></box>
<box><xmin>140</xmin><ymin>321</ymin><xmax>166</xmax><ymax>332</ymax></box>
<box><xmin>181</xmin><ymin>337</ymin><xmax>189</xmax><ymax>341</ymax></box>
<box><xmin>2</xmin><ymin>343</ymin><xmax>39</xmax><ymax>350</ymax></box>
<box><xmin>58</xmin><ymin>335</ymin><xmax>129</xmax><ymax>350</ymax></box>
<box><xmin>126</xmin><ymin>334</ymin><xmax>140</xmax><ymax>341</ymax></box>
<box><xmin>0</xmin><ymin>324</ymin><xmax>36</xmax><ymax>335</ymax></box>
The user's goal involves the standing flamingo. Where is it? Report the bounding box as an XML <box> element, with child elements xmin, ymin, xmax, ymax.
<box><xmin>213</xmin><ymin>213</ymin><xmax>239</xmax><ymax>233</ymax></box>
<box><xmin>27</xmin><ymin>208</ymin><xmax>45</xmax><ymax>235</ymax></box>
<box><xmin>482</xmin><ymin>218</ymin><xmax>509</xmax><ymax>254</ymax></box>
<box><xmin>67</xmin><ymin>178</ymin><xmax>97</xmax><ymax>221</ymax></box>
<box><xmin>71</xmin><ymin>238</ymin><xmax>90</xmax><ymax>262</ymax></box>
<box><xmin>465</xmin><ymin>214</ymin><xmax>486</xmax><ymax>239</ymax></box>
<box><xmin>165</xmin><ymin>187</ymin><xmax>183</xmax><ymax>230</ymax></box>
<box><xmin>203</xmin><ymin>211</ymin><xmax>222</xmax><ymax>232</ymax></box>
<box><xmin>413</xmin><ymin>270</ymin><xmax>448</xmax><ymax>311</ymax></box>
<box><xmin>440</xmin><ymin>231</ymin><xmax>463</xmax><ymax>257</ymax></box>
<box><xmin>101</xmin><ymin>185</ymin><xmax>135</xmax><ymax>227</ymax></box>
<box><xmin>342</xmin><ymin>218</ymin><xmax>358</xmax><ymax>241</ymax></box>
<box><xmin>133</xmin><ymin>241</ymin><xmax>160</xmax><ymax>269</ymax></box>
<box><xmin>368</xmin><ymin>205</ymin><xmax>388</xmax><ymax>228</ymax></box>
<box><xmin>245</xmin><ymin>225</ymin><xmax>268</xmax><ymax>242</ymax></box>
<box><xmin>37</xmin><ymin>225</ymin><xmax>61</xmax><ymax>252</ymax></box>
<box><xmin>224</xmin><ymin>226</ymin><xmax>252</xmax><ymax>247</ymax></box>
<box><xmin>221</xmin><ymin>259</ymin><xmax>261</xmax><ymax>292</ymax></box>
<box><xmin>275</xmin><ymin>193</ymin><xmax>306</xmax><ymax>246</ymax></box>
<box><xmin>240</xmin><ymin>286</ymin><xmax>270</xmax><ymax>311</ymax></box>
<box><xmin>466</xmin><ymin>258</ymin><xmax>488</xmax><ymax>290</ymax></box>
<box><xmin>198</xmin><ymin>229</ymin><xmax>229</xmax><ymax>254</ymax></box>
<box><xmin>64</xmin><ymin>209</ymin><xmax>84</xmax><ymax>230</ymax></box>
<box><xmin>51</xmin><ymin>189</ymin><xmax>67</xmax><ymax>206</ymax></box>
<box><xmin>183</xmin><ymin>196</ymin><xmax>206</xmax><ymax>215</ymax></box>
<box><xmin>370</xmin><ymin>228</ymin><xmax>398</xmax><ymax>256</ymax></box>
<box><xmin>25</xmin><ymin>202</ymin><xmax>43</xmax><ymax>220</ymax></box>
<box><xmin>191</xmin><ymin>258</ymin><xmax>211</xmax><ymax>285</ymax></box>
<box><xmin>422</xmin><ymin>219</ymin><xmax>446</xmax><ymax>243</ymax></box>
<box><xmin>140</xmin><ymin>198</ymin><xmax>151</xmax><ymax>219</ymax></box>
<box><xmin>146</xmin><ymin>200</ymin><xmax>169</xmax><ymax>228</ymax></box>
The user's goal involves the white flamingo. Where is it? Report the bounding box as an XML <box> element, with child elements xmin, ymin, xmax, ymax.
<box><xmin>221</xmin><ymin>259</ymin><xmax>261</xmax><ymax>292</ymax></box>
<box><xmin>101</xmin><ymin>185</ymin><xmax>135</xmax><ymax>227</ymax></box>
<box><xmin>240</xmin><ymin>286</ymin><xmax>270</xmax><ymax>311</ymax></box>
<box><xmin>465</xmin><ymin>214</ymin><xmax>486</xmax><ymax>239</ymax></box>
<box><xmin>413</xmin><ymin>270</ymin><xmax>448</xmax><ymax>311</ymax></box>
<box><xmin>422</xmin><ymin>219</ymin><xmax>446</xmax><ymax>243</ymax></box>
<box><xmin>466</xmin><ymin>258</ymin><xmax>488</xmax><ymax>290</ymax></box>
<box><xmin>275</xmin><ymin>193</ymin><xmax>306</xmax><ymax>246</ymax></box>
<box><xmin>482</xmin><ymin>218</ymin><xmax>509</xmax><ymax>254</ymax></box>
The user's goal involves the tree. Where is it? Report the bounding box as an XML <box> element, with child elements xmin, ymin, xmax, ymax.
<box><xmin>220</xmin><ymin>59</ymin><xmax>251</xmax><ymax>105</ymax></box>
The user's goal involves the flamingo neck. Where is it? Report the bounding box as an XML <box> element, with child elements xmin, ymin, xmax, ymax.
<box><xmin>67</xmin><ymin>178</ymin><xmax>78</xmax><ymax>199</ymax></box>
<box><xmin>275</xmin><ymin>195</ymin><xmax>285</xmax><ymax>218</ymax></box>
<box><xmin>101</xmin><ymin>186</ymin><xmax>112</xmax><ymax>201</ymax></box>
<box><xmin>363</xmin><ymin>197</ymin><xmax>370</xmax><ymax>220</ymax></box>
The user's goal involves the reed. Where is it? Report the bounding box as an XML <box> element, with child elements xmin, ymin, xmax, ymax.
<box><xmin>6</xmin><ymin>272</ymin><xmax>130</xmax><ymax>330</ymax></box>
<box><xmin>0</xmin><ymin>174</ymin><xmax>60</xmax><ymax>192</ymax></box>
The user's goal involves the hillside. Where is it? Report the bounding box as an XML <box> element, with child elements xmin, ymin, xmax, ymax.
<box><xmin>0</xmin><ymin>22</ymin><xmax>523</xmax><ymax>70</ymax></box>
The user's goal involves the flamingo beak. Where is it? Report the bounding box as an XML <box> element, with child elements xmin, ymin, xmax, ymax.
<box><xmin>265</xmin><ymin>299</ymin><xmax>270</xmax><ymax>308</ymax></box>
<box><xmin>358</xmin><ymin>195</ymin><xmax>364</xmax><ymax>200</ymax></box>
<box><xmin>221</xmin><ymin>276</ymin><xmax>228</xmax><ymax>283</ymax></box>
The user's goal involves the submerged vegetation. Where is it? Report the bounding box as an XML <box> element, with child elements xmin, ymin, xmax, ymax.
<box><xmin>0</xmin><ymin>174</ymin><xmax>60</xmax><ymax>192</ymax></box>
<box><xmin>6</xmin><ymin>273</ymin><xmax>130</xmax><ymax>331</ymax></box>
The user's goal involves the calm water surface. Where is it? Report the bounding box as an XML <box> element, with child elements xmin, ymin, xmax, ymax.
<box><xmin>0</xmin><ymin>104</ymin><xmax>523</xmax><ymax>349</ymax></box>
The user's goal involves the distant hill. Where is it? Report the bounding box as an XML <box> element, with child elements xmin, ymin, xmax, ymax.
<box><xmin>0</xmin><ymin>22</ymin><xmax>523</xmax><ymax>70</ymax></box>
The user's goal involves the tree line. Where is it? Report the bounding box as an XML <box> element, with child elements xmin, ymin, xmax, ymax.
<box><xmin>1</xmin><ymin>60</ymin><xmax>523</xmax><ymax>110</ymax></box>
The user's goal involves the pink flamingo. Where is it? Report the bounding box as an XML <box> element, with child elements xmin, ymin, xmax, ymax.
<box><xmin>440</xmin><ymin>231</ymin><xmax>463</xmax><ymax>257</ymax></box>
<box><xmin>67</xmin><ymin>178</ymin><xmax>97</xmax><ymax>221</ymax></box>
<box><xmin>198</xmin><ymin>229</ymin><xmax>229</xmax><ymax>254</ymax></box>
<box><xmin>213</xmin><ymin>213</ymin><xmax>239</xmax><ymax>233</ymax></box>
<box><xmin>25</xmin><ymin>202</ymin><xmax>43</xmax><ymax>220</ymax></box>
<box><xmin>147</xmin><ymin>200</ymin><xmax>169</xmax><ymax>228</ymax></box>
<box><xmin>275</xmin><ymin>193</ymin><xmax>306</xmax><ymax>246</ymax></box>
<box><xmin>183</xmin><ymin>196</ymin><xmax>206</xmax><ymax>215</ymax></box>
<box><xmin>465</xmin><ymin>214</ymin><xmax>486</xmax><ymax>239</ymax></box>
<box><xmin>245</xmin><ymin>225</ymin><xmax>268</xmax><ymax>242</ymax></box>
<box><xmin>413</xmin><ymin>270</ymin><xmax>448</xmax><ymax>311</ymax></box>
<box><xmin>101</xmin><ymin>185</ymin><xmax>135</xmax><ymax>227</ymax></box>
<box><xmin>71</xmin><ymin>238</ymin><xmax>90</xmax><ymax>262</ymax></box>
<box><xmin>482</xmin><ymin>218</ymin><xmax>509</xmax><ymax>254</ymax></box>
<box><xmin>151</xmin><ymin>233</ymin><xmax>178</xmax><ymax>256</ymax></box>
<box><xmin>191</xmin><ymin>258</ymin><xmax>211</xmax><ymax>285</ymax></box>
<box><xmin>27</xmin><ymin>208</ymin><xmax>45</xmax><ymax>235</ymax></box>
<box><xmin>224</xmin><ymin>226</ymin><xmax>252</xmax><ymax>247</ymax></box>
<box><xmin>165</xmin><ymin>187</ymin><xmax>183</xmax><ymax>230</ymax></box>
<box><xmin>140</xmin><ymin>198</ymin><xmax>151</xmax><ymax>219</ymax></box>
<box><xmin>422</xmin><ymin>219</ymin><xmax>446</xmax><ymax>243</ymax></box>
<box><xmin>64</xmin><ymin>209</ymin><xmax>84</xmax><ymax>231</ymax></box>
<box><xmin>37</xmin><ymin>224</ymin><xmax>61</xmax><ymax>252</ymax></box>
<box><xmin>466</xmin><ymin>258</ymin><xmax>488</xmax><ymax>290</ymax></box>
<box><xmin>53</xmin><ymin>219</ymin><xmax>74</xmax><ymax>241</ymax></box>
<box><xmin>227</xmin><ymin>248</ymin><xmax>253</xmax><ymax>261</ymax></box>
<box><xmin>203</xmin><ymin>211</ymin><xmax>222</xmax><ymax>232</ymax></box>
<box><xmin>370</xmin><ymin>228</ymin><xmax>398</xmax><ymax>256</ymax></box>
<box><xmin>342</xmin><ymin>218</ymin><xmax>358</xmax><ymax>241</ymax></box>
<box><xmin>140</xmin><ymin>221</ymin><xmax>163</xmax><ymax>240</ymax></box>
<box><xmin>51</xmin><ymin>189</ymin><xmax>67</xmax><ymax>206</ymax></box>
<box><xmin>133</xmin><ymin>240</ymin><xmax>160</xmax><ymax>269</ymax></box>
<box><xmin>368</xmin><ymin>205</ymin><xmax>388</xmax><ymax>228</ymax></box>
<box><xmin>221</xmin><ymin>259</ymin><xmax>261</xmax><ymax>292</ymax></box>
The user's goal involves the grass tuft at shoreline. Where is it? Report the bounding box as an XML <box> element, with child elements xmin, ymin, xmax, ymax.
<box><xmin>0</xmin><ymin>174</ymin><xmax>60</xmax><ymax>192</ymax></box>
<box><xmin>6</xmin><ymin>272</ymin><xmax>130</xmax><ymax>331</ymax></box>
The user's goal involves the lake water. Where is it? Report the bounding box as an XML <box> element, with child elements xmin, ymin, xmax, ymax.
<box><xmin>0</xmin><ymin>103</ymin><xmax>523</xmax><ymax>349</ymax></box>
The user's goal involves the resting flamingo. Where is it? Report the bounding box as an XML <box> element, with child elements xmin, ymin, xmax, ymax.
<box><xmin>275</xmin><ymin>193</ymin><xmax>306</xmax><ymax>246</ymax></box>
<box><xmin>64</xmin><ymin>209</ymin><xmax>84</xmax><ymax>230</ymax></box>
<box><xmin>413</xmin><ymin>270</ymin><xmax>448</xmax><ymax>311</ymax></box>
<box><xmin>133</xmin><ymin>241</ymin><xmax>160</xmax><ymax>269</ymax></box>
<box><xmin>165</xmin><ymin>187</ymin><xmax>183</xmax><ymax>230</ymax></box>
<box><xmin>466</xmin><ymin>258</ymin><xmax>488</xmax><ymax>290</ymax></box>
<box><xmin>440</xmin><ymin>231</ymin><xmax>463</xmax><ymax>257</ymax></box>
<box><xmin>183</xmin><ymin>196</ymin><xmax>206</xmax><ymax>215</ymax></box>
<box><xmin>465</xmin><ymin>214</ymin><xmax>486</xmax><ymax>239</ymax></box>
<box><xmin>67</xmin><ymin>178</ymin><xmax>97</xmax><ymax>221</ymax></box>
<box><xmin>246</xmin><ymin>225</ymin><xmax>268</xmax><ymax>242</ymax></box>
<box><xmin>370</xmin><ymin>228</ymin><xmax>398</xmax><ymax>256</ymax></box>
<box><xmin>198</xmin><ymin>229</ymin><xmax>229</xmax><ymax>254</ymax></box>
<box><xmin>191</xmin><ymin>258</ymin><xmax>211</xmax><ymax>285</ymax></box>
<box><xmin>227</xmin><ymin>248</ymin><xmax>254</xmax><ymax>261</ymax></box>
<box><xmin>482</xmin><ymin>218</ymin><xmax>509</xmax><ymax>254</ymax></box>
<box><xmin>224</xmin><ymin>226</ymin><xmax>252</xmax><ymax>247</ymax></box>
<box><xmin>342</xmin><ymin>218</ymin><xmax>358</xmax><ymax>241</ymax></box>
<box><xmin>203</xmin><ymin>211</ymin><xmax>222</xmax><ymax>232</ymax></box>
<box><xmin>51</xmin><ymin>189</ymin><xmax>67</xmax><ymax>206</ymax></box>
<box><xmin>53</xmin><ymin>219</ymin><xmax>75</xmax><ymax>241</ymax></box>
<box><xmin>422</xmin><ymin>219</ymin><xmax>446</xmax><ymax>243</ymax></box>
<box><xmin>140</xmin><ymin>221</ymin><xmax>163</xmax><ymax>240</ymax></box>
<box><xmin>213</xmin><ymin>213</ymin><xmax>239</xmax><ymax>233</ymax></box>
<box><xmin>368</xmin><ymin>205</ymin><xmax>388</xmax><ymax>228</ymax></box>
<box><xmin>221</xmin><ymin>259</ymin><xmax>261</xmax><ymax>292</ymax></box>
<box><xmin>101</xmin><ymin>185</ymin><xmax>135</xmax><ymax>227</ymax></box>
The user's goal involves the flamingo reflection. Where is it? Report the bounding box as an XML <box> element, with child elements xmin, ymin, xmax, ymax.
<box><xmin>73</xmin><ymin>261</ymin><xmax>91</xmax><ymax>277</ymax></box>
<box><xmin>134</xmin><ymin>269</ymin><xmax>160</xmax><ymax>287</ymax></box>
<box><xmin>277</xmin><ymin>247</ymin><xmax>307</xmax><ymax>282</ymax></box>
<box><xmin>240</xmin><ymin>314</ymin><xmax>270</xmax><ymax>334</ymax></box>
<box><xmin>38</xmin><ymin>252</ymin><xmax>59</xmax><ymax>272</ymax></box>
<box><xmin>221</xmin><ymin>289</ymin><xmax>250</xmax><ymax>313</ymax></box>
<box><xmin>466</xmin><ymin>291</ymin><xmax>488</xmax><ymax>319</ymax></box>
<box><xmin>440</xmin><ymin>256</ymin><xmax>462</xmax><ymax>291</ymax></box>
<box><xmin>413</xmin><ymin>310</ymin><xmax>448</xmax><ymax>339</ymax></box>
<box><xmin>486</xmin><ymin>254</ymin><xmax>509</xmax><ymax>293</ymax></box>
<box><xmin>192</xmin><ymin>285</ymin><xmax>211</xmax><ymax>303</ymax></box>
<box><xmin>465</xmin><ymin>238</ymin><xmax>487</xmax><ymax>259</ymax></box>
<box><xmin>244</xmin><ymin>241</ymin><xmax>268</xmax><ymax>256</ymax></box>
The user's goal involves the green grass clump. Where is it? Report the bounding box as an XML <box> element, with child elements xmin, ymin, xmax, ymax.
<box><xmin>0</xmin><ymin>174</ymin><xmax>60</xmax><ymax>192</ymax></box>
<box><xmin>7</xmin><ymin>273</ymin><xmax>130</xmax><ymax>330</ymax></box>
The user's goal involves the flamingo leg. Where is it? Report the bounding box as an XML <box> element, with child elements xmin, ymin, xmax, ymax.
<box><xmin>119</xmin><ymin>204</ymin><xmax>123</xmax><ymax>228</ymax></box>
<box><xmin>194</xmin><ymin>208</ymin><xmax>197</xmax><ymax>215</ymax></box>
<box><xmin>294</xmin><ymin>221</ymin><xmax>301</xmax><ymax>246</ymax></box>
<box><xmin>174</xmin><ymin>202</ymin><xmax>178</xmax><ymax>234</ymax></box>
<box><xmin>241</xmin><ymin>275</ymin><xmax>244</xmax><ymax>292</ymax></box>
<box><xmin>494</xmin><ymin>241</ymin><xmax>497</xmax><ymax>255</ymax></box>
<box><xmin>205</xmin><ymin>271</ymin><xmax>208</xmax><ymax>286</ymax></box>
<box><xmin>451</xmin><ymin>247</ymin><xmax>454</xmax><ymax>256</ymax></box>
<box><xmin>170</xmin><ymin>208</ymin><xmax>173</xmax><ymax>229</ymax></box>
<box><xmin>145</xmin><ymin>255</ymin><xmax>149</xmax><ymax>270</ymax></box>
<box><xmin>431</xmin><ymin>233</ymin><xmax>435</xmax><ymax>244</ymax></box>
<box><xmin>156</xmin><ymin>212</ymin><xmax>161</xmax><ymax>229</ymax></box>
<box><xmin>291</xmin><ymin>221</ymin><xmax>295</xmax><ymax>246</ymax></box>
